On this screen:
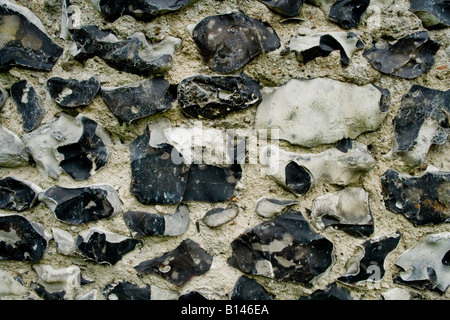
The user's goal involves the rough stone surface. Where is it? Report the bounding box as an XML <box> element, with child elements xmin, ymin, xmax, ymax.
<box><xmin>47</xmin><ymin>76</ymin><xmax>100</xmax><ymax>108</ymax></box>
<box><xmin>10</xmin><ymin>80</ymin><xmax>45</xmax><ymax>132</ymax></box>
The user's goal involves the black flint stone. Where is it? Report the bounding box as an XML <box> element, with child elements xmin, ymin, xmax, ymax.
<box><xmin>97</xmin><ymin>0</ymin><xmax>198</xmax><ymax>22</ymax></box>
<box><xmin>410</xmin><ymin>0</ymin><xmax>450</xmax><ymax>29</ymax></box>
<box><xmin>57</xmin><ymin>117</ymin><xmax>109</xmax><ymax>180</ymax></box>
<box><xmin>338</xmin><ymin>232</ymin><xmax>400</xmax><ymax>284</ymax></box>
<box><xmin>257</xmin><ymin>0</ymin><xmax>305</xmax><ymax>17</ymax></box>
<box><xmin>179</xmin><ymin>291</ymin><xmax>208</xmax><ymax>300</ymax></box>
<box><xmin>0</xmin><ymin>214</ymin><xmax>47</xmax><ymax>262</ymax></box>
<box><xmin>0</xmin><ymin>3</ymin><xmax>63</xmax><ymax>71</ymax></box>
<box><xmin>231</xmin><ymin>275</ymin><xmax>275</xmax><ymax>300</ymax></box>
<box><xmin>178</xmin><ymin>74</ymin><xmax>262</xmax><ymax>120</ymax></box>
<box><xmin>102</xmin><ymin>281</ymin><xmax>151</xmax><ymax>300</ymax></box>
<box><xmin>285</xmin><ymin>161</ymin><xmax>312</xmax><ymax>195</ymax></box>
<box><xmin>31</xmin><ymin>282</ymin><xmax>65</xmax><ymax>300</ymax></box>
<box><xmin>192</xmin><ymin>11</ymin><xmax>281</xmax><ymax>74</ymax></box>
<box><xmin>393</xmin><ymin>85</ymin><xmax>449</xmax><ymax>154</ymax></box>
<box><xmin>381</xmin><ymin>169</ymin><xmax>450</xmax><ymax>226</ymax></box>
<box><xmin>71</xmin><ymin>25</ymin><xmax>172</xmax><ymax>76</ymax></box>
<box><xmin>42</xmin><ymin>186</ymin><xmax>115</xmax><ymax>225</ymax></box>
<box><xmin>134</xmin><ymin>239</ymin><xmax>213</xmax><ymax>286</ymax></box>
<box><xmin>123</xmin><ymin>210</ymin><xmax>165</xmax><ymax>237</ymax></box>
<box><xmin>11</xmin><ymin>80</ymin><xmax>45</xmax><ymax>132</ymax></box>
<box><xmin>101</xmin><ymin>78</ymin><xmax>175</xmax><ymax>124</ymax></box>
<box><xmin>228</xmin><ymin>210</ymin><xmax>334</xmax><ymax>286</ymax></box>
<box><xmin>0</xmin><ymin>177</ymin><xmax>38</xmax><ymax>211</ymax></box>
<box><xmin>328</xmin><ymin>0</ymin><xmax>370</xmax><ymax>29</ymax></box>
<box><xmin>364</xmin><ymin>31</ymin><xmax>441</xmax><ymax>79</ymax></box>
<box><xmin>299</xmin><ymin>282</ymin><xmax>353</xmax><ymax>300</ymax></box>
<box><xmin>76</xmin><ymin>230</ymin><xmax>140</xmax><ymax>265</ymax></box>
<box><xmin>47</xmin><ymin>76</ymin><xmax>100</xmax><ymax>108</ymax></box>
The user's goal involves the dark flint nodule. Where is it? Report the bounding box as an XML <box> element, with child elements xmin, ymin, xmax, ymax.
<box><xmin>228</xmin><ymin>210</ymin><xmax>334</xmax><ymax>286</ymax></box>
<box><xmin>0</xmin><ymin>214</ymin><xmax>48</xmax><ymax>262</ymax></box>
<box><xmin>101</xmin><ymin>78</ymin><xmax>175</xmax><ymax>124</ymax></box>
<box><xmin>0</xmin><ymin>1</ymin><xmax>63</xmax><ymax>71</ymax></box>
<box><xmin>285</xmin><ymin>161</ymin><xmax>312</xmax><ymax>195</ymax></box>
<box><xmin>97</xmin><ymin>0</ymin><xmax>198</xmax><ymax>22</ymax></box>
<box><xmin>230</xmin><ymin>275</ymin><xmax>275</xmax><ymax>300</ymax></box>
<box><xmin>192</xmin><ymin>11</ymin><xmax>281</xmax><ymax>74</ymax></box>
<box><xmin>381</xmin><ymin>168</ymin><xmax>450</xmax><ymax>226</ymax></box>
<box><xmin>258</xmin><ymin>0</ymin><xmax>305</xmax><ymax>17</ymax></box>
<box><xmin>102</xmin><ymin>281</ymin><xmax>151</xmax><ymax>300</ymax></box>
<box><xmin>134</xmin><ymin>239</ymin><xmax>213</xmax><ymax>286</ymax></box>
<box><xmin>299</xmin><ymin>282</ymin><xmax>353</xmax><ymax>300</ymax></box>
<box><xmin>11</xmin><ymin>80</ymin><xmax>45</xmax><ymax>132</ymax></box>
<box><xmin>0</xmin><ymin>177</ymin><xmax>39</xmax><ymax>211</ymax></box>
<box><xmin>178</xmin><ymin>74</ymin><xmax>262</xmax><ymax>120</ymax></box>
<box><xmin>47</xmin><ymin>76</ymin><xmax>100</xmax><ymax>108</ymax></box>
<box><xmin>364</xmin><ymin>31</ymin><xmax>441</xmax><ymax>79</ymax></box>
<box><xmin>410</xmin><ymin>0</ymin><xmax>450</xmax><ymax>29</ymax></box>
<box><xmin>328</xmin><ymin>0</ymin><xmax>370</xmax><ymax>29</ymax></box>
<box><xmin>179</xmin><ymin>291</ymin><xmax>208</xmax><ymax>300</ymax></box>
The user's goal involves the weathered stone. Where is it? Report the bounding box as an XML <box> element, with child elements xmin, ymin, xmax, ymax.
<box><xmin>0</xmin><ymin>124</ymin><xmax>29</xmax><ymax>168</ymax></box>
<box><xmin>395</xmin><ymin>232</ymin><xmax>450</xmax><ymax>293</ymax></box>
<box><xmin>177</xmin><ymin>73</ymin><xmax>262</xmax><ymax>120</ymax></box>
<box><xmin>381</xmin><ymin>166</ymin><xmax>450</xmax><ymax>226</ymax></box>
<box><xmin>311</xmin><ymin>187</ymin><xmax>374</xmax><ymax>237</ymax></box>
<box><xmin>22</xmin><ymin>113</ymin><xmax>110</xmax><ymax>180</ymax></box>
<box><xmin>135</xmin><ymin>239</ymin><xmax>213</xmax><ymax>286</ymax></box>
<box><xmin>260</xmin><ymin>141</ymin><xmax>376</xmax><ymax>195</ymax></box>
<box><xmin>123</xmin><ymin>205</ymin><xmax>190</xmax><ymax>238</ymax></box>
<box><xmin>76</xmin><ymin>228</ymin><xmax>140</xmax><ymax>265</ymax></box>
<box><xmin>70</xmin><ymin>25</ymin><xmax>181</xmax><ymax>76</ymax></box>
<box><xmin>328</xmin><ymin>0</ymin><xmax>370</xmax><ymax>29</ymax></box>
<box><xmin>47</xmin><ymin>76</ymin><xmax>100</xmax><ymax>108</ymax></box>
<box><xmin>179</xmin><ymin>291</ymin><xmax>208</xmax><ymax>300</ymax></box>
<box><xmin>40</xmin><ymin>184</ymin><xmax>122</xmax><ymax>225</ymax></box>
<box><xmin>191</xmin><ymin>11</ymin><xmax>281</xmax><ymax>74</ymax></box>
<box><xmin>230</xmin><ymin>275</ymin><xmax>275</xmax><ymax>300</ymax></box>
<box><xmin>10</xmin><ymin>80</ymin><xmax>45</xmax><ymax>132</ymax></box>
<box><xmin>299</xmin><ymin>282</ymin><xmax>353</xmax><ymax>300</ymax></box>
<box><xmin>255</xmin><ymin>78</ymin><xmax>390</xmax><ymax>147</ymax></box>
<box><xmin>52</xmin><ymin>228</ymin><xmax>76</xmax><ymax>256</ymax></box>
<box><xmin>285</xmin><ymin>31</ymin><xmax>364</xmax><ymax>66</ymax></box>
<box><xmin>382</xmin><ymin>288</ymin><xmax>423</xmax><ymax>300</ymax></box>
<box><xmin>255</xmin><ymin>197</ymin><xmax>299</xmax><ymax>218</ymax></box>
<box><xmin>410</xmin><ymin>0</ymin><xmax>450</xmax><ymax>29</ymax></box>
<box><xmin>364</xmin><ymin>31</ymin><xmax>441</xmax><ymax>79</ymax></box>
<box><xmin>0</xmin><ymin>214</ymin><xmax>49</xmax><ymax>262</ymax></box>
<box><xmin>0</xmin><ymin>0</ymin><xmax>63</xmax><ymax>71</ymax></box>
<box><xmin>102</xmin><ymin>281</ymin><xmax>151</xmax><ymax>300</ymax></box>
<box><xmin>31</xmin><ymin>264</ymin><xmax>81</xmax><ymax>300</ymax></box>
<box><xmin>0</xmin><ymin>177</ymin><xmax>41</xmax><ymax>212</ymax></box>
<box><xmin>258</xmin><ymin>0</ymin><xmax>305</xmax><ymax>17</ymax></box>
<box><xmin>387</xmin><ymin>85</ymin><xmax>449</xmax><ymax>167</ymax></box>
<box><xmin>0</xmin><ymin>87</ymin><xmax>7</xmax><ymax>108</ymax></box>
<box><xmin>338</xmin><ymin>232</ymin><xmax>401</xmax><ymax>284</ymax></box>
<box><xmin>202</xmin><ymin>204</ymin><xmax>239</xmax><ymax>228</ymax></box>
<box><xmin>0</xmin><ymin>269</ymin><xmax>28</xmax><ymax>298</ymax></box>
<box><xmin>101</xmin><ymin>78</ymin><xmax>175</xmax><ymax>124</ymax></box>
<box><xmin>228</xmin><ymin>210</ymin><xmax>334</xmax><ymax>286</ymax></box>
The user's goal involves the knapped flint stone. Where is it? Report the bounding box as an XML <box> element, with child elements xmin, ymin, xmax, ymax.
<box><xmin>381</xmin><ymin>166</ymin><xmax>450</xmax><ymax>226</ymax></box>
<box><xmin>410</xmin><ymin>0</ymin><xmax>450</xmax><ymax>29</ymax></box>
<box><xmin>311</xmin><ymin>187</ymin><xmax>374</xmax><ymax>238</ymax></box>
<box><xmin>101</xmin><ymin>78</ymin><xmax>175</xmax><ymax>124</ymax></box>
<box><xmin>179</xmin><ymin>291</ymin><xmax>208</xmax><ymax>300</ymax></box>
<box><xmin>0</xmin><ymin>87</ymin><xmax>7</xmax><ymax>108</ymax></box>
<box><xmin>47</xmin><ymin>76</ymin><xmax>100</xmax><ymax>108</ymax></box>
<box><xmin>255</xmin><ymin>197</ymin><xmax>299</xmax><ymax>218</ymax></box>
<box><xmin>40</xmin><ymin>184</ymin><xmax>122</xmax><ymax>225</ymax></box>
<box><xmin>135</xmin><ymin>239</ymin><xmax>213</xmax><ymax>286</ymax></box>
<box><xmin>395</xmin><ymin>232</ymin><xmax>450</xmax><ymax>292</ymax></box>
<box><xmin>177</xmin><ymin>74</ymin><xmax>262</xmax><ymax>120</ymax></box>
<box><xmin>0</xmin><ymin>177</ymin><xmax>41</xmax><ymax>211</ymax></box>
<box><xmin>299</xmin><ymin>282</ymin><xmax>353</xmax><ymax>300</ymax></box>
<box><xmin>130</xmin><ymin>126</ymin><xmax>189</xmax><ymax>205</ymax></box>
<box><xmin>254</xmin><ymin>78</ymin><xmax>390</xmax><ymax>147</ymax></box>
<box><xmin>230</xmin><ymin>275</ymin><xmax>275</xmax><ymax>300</ymax></box>
<box><xmin>0</xmin><ymin>0</ymin><xmax>63</xmax><ymax>71</ymax></box>
<box><xmin>0</xmin><ymin>214</ymin><xmax>48</xmax><ymax>262</ymax></box>
<box><xmin>364</xmin><ymin>31</ymin><xmax>441</xmax><ymax>79</ymax></box>
<box><xmin>22</xmin><ymin>113</ymin><xmax>110</xmax><ymax>180</ymax></box>
<box><xmin>70</xmin><ymin>25</ymin><xmax>181</xmax><ymax>76</ymax></box>
<box><xmin>10</xmin><ymin>80</ymin><xmax>45</xmax><ymax>132</ymax></box>
<box><xmin>0</xmin><ymin>269</ymin><xmax>28</xmax><ymax>298</ymax></box>
<box><xmin>76</xmin><ymin>228</ymin><xmax>140</xmax><ymax>265</ymax></box>
<box><xmin>258</xmin><ymin>0</ymin><xmax>305</xmax><ymax>17</ymax></box>
<box><xmin>286</xmin><ymin>31</ymin><xmax>364</xmax><ymax>66</ymax></box>
<box><xmin>192</xmin><ymin>11</ymin><xmax>281</xmax><ymax>74</ymax></box>
<box><xmin>228</xmin><ymin>210</ymin><xmax>334</xmax><ymax>286</ymax></box>
<box><xmin>388</xmin><ymin>85</ymin><xmax>450</xmax><ymax>167</ymax></box>
<box><xmin>123</xmin><ymin>205</ymin><xmax>190</xmax><ymax>238</ymax></box>
<box><xmin>328</xmin><ymin>0</ymin><xmax>370</xmax><ymax>29</ymax></box>
<box><xmin>338</xmin><ymin>232</ymin><xmax>401</xmax><ymax>284</ymax></box>
<box><xmin>102</xmin><ymin>281</ymin><xmax>151</xmax><ymax>300</ymax></box>
<box><xmin>202</xmin><ymin>204</ymin><xmax>239</xmax><ymax>228</ymax></box>
<box><xmin>32</xmin><ymin>264</ymin><xmax>81</xmax><ymax>300</ymax></box>
<box><xmin>95</xmin><ymin>0</ymin><xmax>198</xmax><ymax>22</ymax></box>
<box><xmin>0</xmin><ymin>124</ymin><xmax>29</xmax><ymax>168</ymax></box>
<box><xmin>382</xmin><ymin>287</ymin><xmax>423</xmax><ymax>300</ymax></box>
